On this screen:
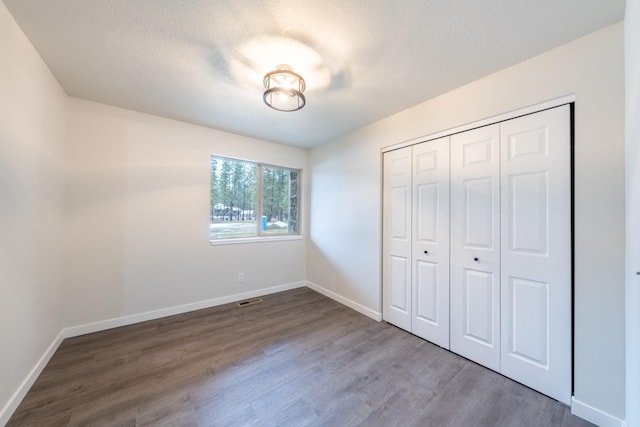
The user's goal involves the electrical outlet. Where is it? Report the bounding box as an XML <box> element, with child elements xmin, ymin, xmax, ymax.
<box><xmin>237</xmin><ymin>273</ymin><xmax>244</xmax><ymax>283</ymax></box>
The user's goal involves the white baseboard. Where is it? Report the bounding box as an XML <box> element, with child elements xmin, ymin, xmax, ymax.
<box><xmin>0</xmin><ymin>330</ymin><xmax>65</xmax><ymax>427</ymax></box>
<box><xmin>0</xmin><ymin>281</ymin><xmax>307</xmax><ymax>424</ymax></box>
<box><xmin>305</xmin><ymin>280</ymin><xmax>382</xmax><ymax>321</ymax></box>
<box><xmin>64</xmin><ymin>281</ymin><xmax>307</xmax><ymax>338</ymax></box>
<box><xmin>10</xmin><ymin>282</ymin><xmax>627</xmax><ymax>427</ymax></box>
<box><xmin>572</xmin><ymin>397</ymin><xmax>626</xmax><ymax>427</ymax></box>
<box><xmin>0</xmin><ymin>280</ymin><xmax>387</xmax><ymax>426</ymax></box>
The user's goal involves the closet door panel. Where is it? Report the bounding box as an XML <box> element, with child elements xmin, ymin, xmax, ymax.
<box><xmin>450</xmin><ymin>124</ymin><xmax>501</xmax><ymax>371</ymax></box>
<box><xmin>383</xmin><ymin>147</ymin><xmax>412</xmax><ymax>330</ymax></box>
<box><xmin>415</xmin><ymin>260</ymin><xmax>438</xmax><ymax>323</ymax></box>
<box><xmin>464</xmin><ymin>178</ymin><xmax>495</xmax><ymax>247</ymax></box>
<box><xmin>500</xmin><ymin>105</ymin><xmax>572</xmax><ymax>404</ymax></box>
<box><xmin>412</xmin><ymin>137</ymin><xmax>450</xmax><ymax>348</ymax></box>
<box><xmin>463</xmin><ymin>269</ymin><xmax>496</xmax><ymax>346</ymax></box>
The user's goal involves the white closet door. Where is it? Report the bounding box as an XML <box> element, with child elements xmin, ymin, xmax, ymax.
<box><xmin>450</xmin><ymin>124</ymin><xmax>501</xmax><ymax>371</ymax></box>
<box><xmin>499</xmin><ymin>105</ymin><xmax>572</xmax><ymax>404</ymax></box>
<box><xmin>412</xmin><ymin>137</ymin><xmax>450</xmax><ymax>348</ymax></box>
<box><xmin>383</xmin><ymin>147</ymin><xmax>412</xmax><ymax>330</ymax></box>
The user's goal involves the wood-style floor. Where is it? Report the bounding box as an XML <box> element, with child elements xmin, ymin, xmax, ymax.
<box><xmin>8</xmin><ymin>288</ymin><xmax>593</xmax><ymax>427</ymax></box>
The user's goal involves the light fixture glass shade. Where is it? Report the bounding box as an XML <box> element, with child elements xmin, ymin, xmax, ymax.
<box><xmin>263</xmin><ymin>65</ymin><xmax>306</xmax><ymax>112</ymax></box>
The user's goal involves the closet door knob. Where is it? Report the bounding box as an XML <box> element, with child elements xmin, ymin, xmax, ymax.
<box><xmin>473</xmin><ymin>257</ymin><xmax>479</xmax><ymax>262</ymax></box>
<box><xmin>424</xmin><ymin>250</ymin><xmax>429</xmax><ymax>255</ymax></box>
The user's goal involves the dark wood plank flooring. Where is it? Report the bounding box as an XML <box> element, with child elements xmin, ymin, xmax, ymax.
<box><xmin>8</xmin><ymin>288</ymin><xmax>593</xmax><ymax>427</ymax></box>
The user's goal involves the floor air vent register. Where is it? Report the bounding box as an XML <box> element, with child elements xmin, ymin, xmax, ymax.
<box><xmin>236</xmin><ymin>298</ymin><xmax>263</xmax><ymax>307</ymax></box>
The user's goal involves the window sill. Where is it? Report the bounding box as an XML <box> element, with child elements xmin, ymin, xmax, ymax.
<box><xmin>209</xmin><ymin>235</ymin><xmax>303</xmax><ymax>246</ymax></box>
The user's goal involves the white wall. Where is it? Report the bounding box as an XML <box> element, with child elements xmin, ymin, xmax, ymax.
<box><xmin>0</xmin><ymin>1</ymin><xmax>628</xmax><ymax>423</ymax></box>
<box><xmin>0</xmin><ymin>2</ymin><xmax>68</xmax><ymax>423</ymax></box>
<box><xmin>308</xmin><ymin>22</ymin><xmax>625</xmax><ymax>423</ymax></box>
<box><xmin>1</xmin><ymin>5</ymin><xmax>308</xmax><ymax>416</ymax></box>
<box><xmin>626</xmin><ymin>1</ymin><xmax>640</xmax><ymax>426</ymax></box>
<box><xmin>64</xmin><ymin>98</ymin><xmax>308</xmax><ymax>328</ymax></box>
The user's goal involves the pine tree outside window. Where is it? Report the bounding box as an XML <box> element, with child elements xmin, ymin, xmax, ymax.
<box><xmin>210</xmin><ymin>156</ymin><xmax>301</xmax><ymax>242</ymax></box>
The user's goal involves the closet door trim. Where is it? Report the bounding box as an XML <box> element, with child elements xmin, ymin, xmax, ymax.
<box><xmin>380</xmin><ymin>96</ymin><xmax>575</xmax><ymax>155</ymax></box>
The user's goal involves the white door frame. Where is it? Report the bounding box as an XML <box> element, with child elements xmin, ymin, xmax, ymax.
<box><xmin>380</xmin><ymin>95</ymin><xmax>576</xmax><ymax>402</ymax></box>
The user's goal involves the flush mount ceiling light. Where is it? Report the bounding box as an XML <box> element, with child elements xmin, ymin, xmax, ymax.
<box><xmin>263</xmin><ymin>65</ymin><xmax>306</xmax><ymax>112</ymax></box>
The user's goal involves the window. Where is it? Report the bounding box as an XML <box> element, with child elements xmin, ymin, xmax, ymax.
<box><xmin>210</xmin><ymin>156</ymin><xmax>300</xmax><ymax>242</ymax></box>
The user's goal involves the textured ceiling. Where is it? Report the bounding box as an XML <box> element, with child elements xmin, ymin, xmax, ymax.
<box><xmin>3</xmin><ymin>0</ymin><xmax>625</xmax><ymax>148</ymax></box>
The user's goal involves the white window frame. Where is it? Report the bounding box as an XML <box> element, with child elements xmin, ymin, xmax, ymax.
<box><xmin>209</xmin><ymin>155</ymin><xmax>302</xmax><ymax>245</ymax></box>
